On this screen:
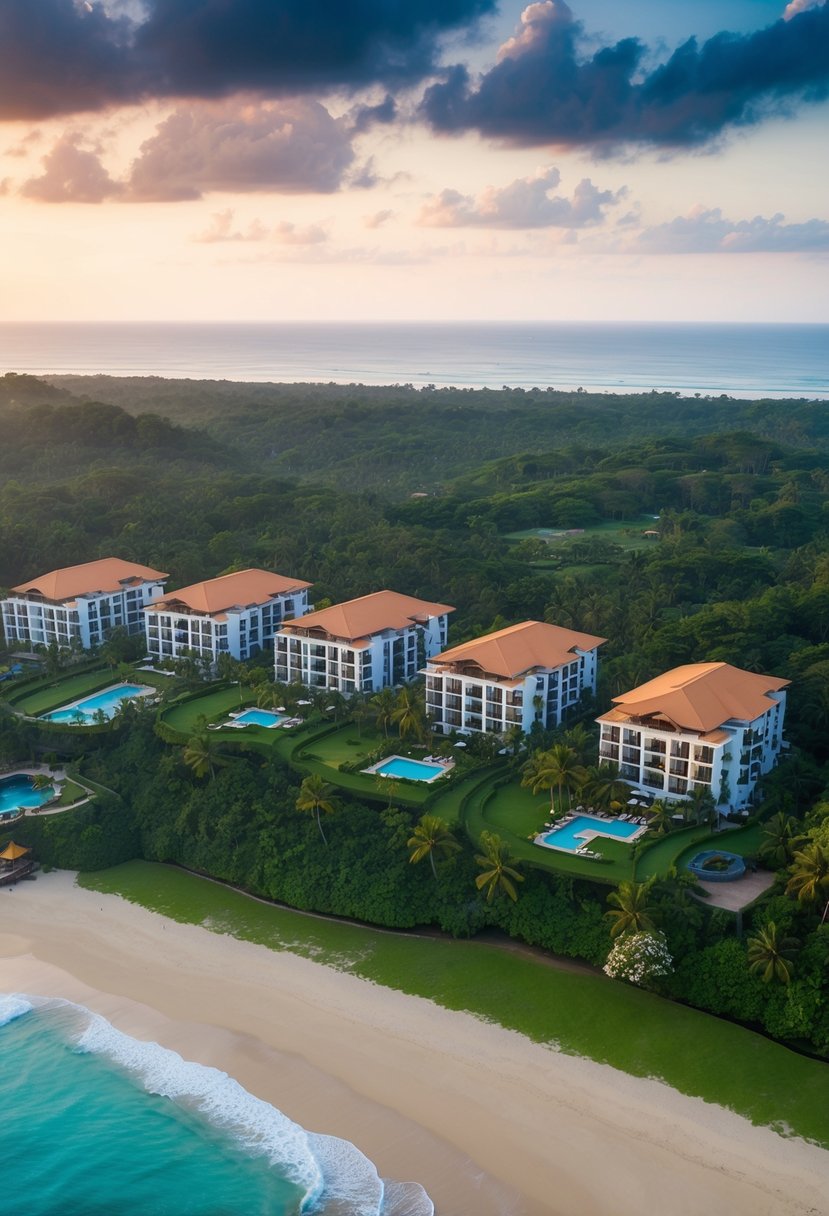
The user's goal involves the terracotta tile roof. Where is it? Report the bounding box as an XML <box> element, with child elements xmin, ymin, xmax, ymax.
<box><xmin>145</xmin><ymin>568</ymin><xmax>311</xmax><ymax>617</ymax></box>
<box><xmin>280</xmin><ymin>590</ymin><xmax>453</xmax><ymax>642</ymax></box>
<box><xmin>428</xmin><ymin>620</ymin><xmax>606</xmax><ymax>680</ymax></box>
<box><xmin>609</xmin><ymin>663</ymin><xmax>789</xmax><ymax>734</ymax></box>
<box><xmin>11</xmin><ymin>558</ymin><xmax>168</xmax><ymax>601</ymax></box>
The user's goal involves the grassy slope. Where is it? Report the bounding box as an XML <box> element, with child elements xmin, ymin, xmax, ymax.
<box><xmin>80</xmin><ymin>860</ymin><xmax>829</xmax><ymax>1148</ymax></box>
<box><xmin>160</xmin><ymin>687</ymin><xmax>252</xmax><ymax>735</ymax></box>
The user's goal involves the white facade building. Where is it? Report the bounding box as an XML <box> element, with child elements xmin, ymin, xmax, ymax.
<box><xmin>144</xmin><ymin>568</ymin><xmax>311</xmax><ymax>665</ymax></box>
<box><xmin>596</xmin><ymin>662</ymin><xmax>789</xmax><ymax>811</ymax></box>
<box><xmin>425</xmin><ymin>620</ymin><xmax>605</xmax><ymax>736</ymax></box>
<box><xmin>1</xmin><ymin>558</ymin><xmax>168</xmax><ymax>651</ymax></box>
<box><xmin>274</xmin><ymin>590</ymin><xmax>453</xmax><ymax>694</ymax></box>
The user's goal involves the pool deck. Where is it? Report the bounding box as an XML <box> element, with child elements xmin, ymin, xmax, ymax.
<box><xmin>534</xmin><ymin>813</ymin><xmax>648</xmax><ymax>855</ymax></box>
<box><xmin>362</xmin><ymin>755</ymin><xmax>454</xmax><ymax>783</ymax></box>
<box><xmin>41</xmin><ymin>681</ymin><xmax>155</xmax><ymax>722</ymax></box>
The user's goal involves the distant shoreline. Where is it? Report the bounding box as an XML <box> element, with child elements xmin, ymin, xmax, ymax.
<box><xmin>1</xmin><ymin>320</ymin><xmax>826</xmax><ymax>397</ymax></box>
<box><xmin>3</xmin><ymin>870</ymin><xmax>829</xmax><ymax>1216</ymax></box>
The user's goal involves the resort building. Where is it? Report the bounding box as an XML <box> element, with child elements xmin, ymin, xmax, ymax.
<box><xmin>424</xmin><ymin>620</ymin><xmax>606</xmax><ymax>736</ymax></box>
<box><xmin>596</xmin><ymin>662</ymin><xmax>789</xmax><ymax>811</ymax></box>
<box><xmin>144</xmin><ymin>568</ymin><xmax>311</xmax><ymax>665</ymax></box>
<box><xmin>274</xmin><ymin>590</ymin><xmax>453</xmax><ymax>694</ymax></box>
<box><xmin>1</xmin><ymin>558</ymin><xmax>168</xmax><ymax>651</ymax></box>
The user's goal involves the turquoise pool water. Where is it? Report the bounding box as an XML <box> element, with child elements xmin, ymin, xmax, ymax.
<box><xmin>233</xmin><ymin>709</ymin><xmax>286</xmax><ymax>728</ymax></box>
<box><xmin>0</xmin><ymin>774</ymin><xmax>54</xmax><ymax>816</ymax></box>
<box><xmin>0</xmin><ymin>996</ymin><xmax>433</xmax><ymax>1216</ymax></box>
<box><xmin>373</xmin><ymin>757</ymin><xmax>448</xmax><ymax>782</ymax></box>
<box><xmin>542</xmin><ymin>815</ymin><xmax>642</xmax><ymax>852</ymax></box>
<box><xmin>42</xmin><ymin>683</ymin><xmax>150</xmax><ymax>724</ymax></box>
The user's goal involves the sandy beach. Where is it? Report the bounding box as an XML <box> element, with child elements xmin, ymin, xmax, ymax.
<box><xmin>1</xmin><ymin>870</ymin><xmax>827</xmax><ymax>1216</ymax></box>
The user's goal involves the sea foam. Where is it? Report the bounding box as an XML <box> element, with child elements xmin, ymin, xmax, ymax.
<box><xmin>1</xmin><ymin>993</ymin><xmax>433</xmax><ymax>1216</ymax></box>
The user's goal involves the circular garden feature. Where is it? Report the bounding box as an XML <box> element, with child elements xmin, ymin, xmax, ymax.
<box><xmin>687</xmin><ymin>850</ymin><xmax>746</xmax><ymax>882</ymax></box>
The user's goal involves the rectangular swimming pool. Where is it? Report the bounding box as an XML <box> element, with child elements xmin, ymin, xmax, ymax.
<box><xmin>368</xmin><ymin>756</ymin><xmax>450</xmax><ymax>782</ymax></box>
<box><xmin>41</xmin><ymin>683</ymin><xmax>152</xmax><ymax>724</ymax></box>
<box><xmin>540</xmin><ymin>814</ymin><xmax>645</xmax><ymax>853</ymax></box>
<box><xmin>231</xmin><ymin>709</ymin><xmax>286</xmax><ymax>728</ymax></box>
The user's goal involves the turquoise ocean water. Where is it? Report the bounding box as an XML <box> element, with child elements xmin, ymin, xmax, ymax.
<box><xmin>0</xmin><ymin>995</ymin><xmax>432</xmax><ymax>1216</ymax></box>
<box><xmin>0</xmin><ymin>322</ymin><xmax>827</xmax><ymax>398</ymax></box>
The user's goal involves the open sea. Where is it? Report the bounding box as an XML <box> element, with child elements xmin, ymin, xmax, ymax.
<box><xmin>0</xmin><ymin>321</ymin><xmax>827</xmax><ymax>398</ymax></box>
<box><xmin>0</xmin><ymin>994</ymin><xmax>432</xmax><ymax>1216</ymax></box>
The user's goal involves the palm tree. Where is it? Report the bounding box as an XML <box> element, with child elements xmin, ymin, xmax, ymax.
<box><xmin>546</xmin><ymin>743</ymin><xmax>588</xmax><ymax>812</ymax></box>
<box><xmin>474</xmin><ymin>831</ymin><xmax>524</xmax><ymax>903</ymax></box>
<box><xmin>645</xmin><ymin>799</ymin><xmax>674</xmax><ymax>836</ymax></box>
<box><xmin>605</xmin><ymin>880</ymin><xmax>657</xmax><ymax>938</ymax></box>
<box><xmin>256</xmin><ymin>682</ymin><xmax>279</xmax><ymax>709</ymax></box>
<box><xmin>407</xmin><ymin>815</ymin><xmax>460</xmax><ymax>879</ymax></box>
<box><xmin>580</xmin><ymin>762</ymin><xmax>631</xmax><ymax>812</ymax></box>
<box><xmin>350</xmin><ymin>692</ymin><xmax>368</xmax><ymax>738</ymax></box>
<box><xmin>786</xmin><ymin>842</ymin><xmax>829</xmax><ymax>917</ymax></box>
<box><xmin>392</xmin><ymin>686</ymin><xmax>427</xmax><ymax>742</ymax></box>
<box><xmin>687</xmin><ymin>785</ymin><xmax>717</xmax><ymax>827</ymax></box>
<box><xmin>30</xmin><ymin>772</ymin><xmax>54</xmax><ymax>793</ymax></box>
<box><xmin>521</xmin><ymin>749</ymin><xmax>558</xmax><ymax>809</ymax></box>
<box><xmin>561</xmin><ymin>723</ymin><xmax>593</xmax><ymax>765</ymax></box>
<box><xmin>760</xmin><ymin>812</ymin><xmax>800</xmax><ymax>869</ymax></box>
<box><xmin>747</xmin><ymin>922</ymin><xmax>799</xmax><ymax>984</ymax></box>
<box><xmin>296</xmin><ymin>774</ymin><xmax>337</xmax><ymax>845</ymax></box>
<box><xmin>183</xmin><ymin>730</ymin><xmax>216</xmax><ymax>780</ymax></box>
<box><xmin>369</xmin><ymin>687</ymin><xmax>397</xmax><ymax>738</ymax></box>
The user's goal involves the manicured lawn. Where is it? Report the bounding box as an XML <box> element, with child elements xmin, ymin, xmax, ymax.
<box><xmin>5</xmin><ymin>665</ymin><xmax>171</xmax><ymax>717</ymax></box>
<box><xmin>8</xmin><ymin>667</ymin><xmax>113</xmax><ymax>716</ymax></box>
<box><xmin>55</xmin><ymin>778</ymin><xmax>88</xmax><ymax>807</ymax></box>
<box><xmin>160</xmin><ymin>685</ymin><xmax>252</xmax><ymax>736</ymax></box>
<box><xmin>306</xmin><ymin>723</ymin><xmax>384</xmax><ymax>768</ymax></box>
<box><xmin>670</xmin><ymin>822</ymin><xmax>766</xmax><ymax>876</ymax></box>
<box><xmin>80</xmin><ymin>860</ymin><xmax>829</xmax><ymax>1149</ymax></box>
<box><xmin>634</xmin><ymin>824</ymin><xmax>714</xmax><ymax>880</ymax></box>
<box><xmin>463</xmin><ymin>776</ymin><xmax>635</xmax><ymax>885</ymax></box>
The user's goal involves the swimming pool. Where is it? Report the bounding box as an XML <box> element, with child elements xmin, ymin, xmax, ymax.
<box><xmin>41</xmin><ymin>683</ymin><xmax>152</xmax><ymax>724</ymax></box>
<box><xmin>231</xmin><ymin>708</ymin><xmax>286</xmax><ymax>728</ymax></box>
<box><xmin>540</xmin><ymin>814</ymin><xmax>645</xmax><ymax>852</ymax></box>
<box><xmin>0</xmin><ymin>774</ymin><xmax>54</xmax><ymax>817</ymax></box>
<box><xmin>367</xmin><ymin>756</ymin><xmax>450</xmax><ymax>782</ymax></box>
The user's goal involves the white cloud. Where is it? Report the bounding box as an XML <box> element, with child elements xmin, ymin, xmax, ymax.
<box><xmin>618</xmin><ymin>205</ymin><xmax>829</xmax><ymax>253</ymax></box>
<box><xmin>127</xmin><ymin>99</ymin><xmax>356</xmax><ymax>201</ymax></box>
<box><xmin>193</xmin><ymin>209</ymin><xmax>268</xmax><ymax>243</ymax></box>
<box><xmin>417</xmin><ymin>166</ymin><xmax>625</xmax><ymax>230</ymax></box>
<box><xmin>21</xmin><ymin>133</ymin><xmax>121</xmax><ymax>203</ymax></box>
<box><xmin>783</xmin><ymin>0</ymin><xmax>822</xmax><ymax>20</ymax></box>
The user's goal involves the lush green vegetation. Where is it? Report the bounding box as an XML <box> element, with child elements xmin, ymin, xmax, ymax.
<box><xmin>3</xmin><ymin>373</ymin><xmax>829</xmax><ymax>1062</ymax></box>
<box><xmin>80</xmin><ymin>861</ymin><xmax>829</xmax><ymax>1147</ymax></box>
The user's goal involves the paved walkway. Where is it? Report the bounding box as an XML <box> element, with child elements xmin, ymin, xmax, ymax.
<box><xmin>696</xmin><ymin>870</ymin><xmax>776</xmax><ymax>911</ymax></box>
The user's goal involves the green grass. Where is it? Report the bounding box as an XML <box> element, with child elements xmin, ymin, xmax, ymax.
<box><xmin>7</xmin><ymin>667</ymin><xmax>113</xmax><ymax>716</ymax></box>
<box><xmin>505</xmin><ymin>518</ymin><xmax>658</xmax><ymax>552</ymax></box>
<box><xmin>159</xmin><ymin>686</ymin><xmax>252</xmax><ymax>736</ymax></box>
<box><xmin>4</xmin><ymin>665</ymin><xmax>170</xmax><ymax>718</ymax></box>
<box><xmin>306</xmin><ymin>723</ymin><xmax>383</xmax><ymax>768</ymax></box>
<box><xmin>55</xmin><ymin>778</ymin><xmax>88</xmax><ymax>807</ymax></box>
<box><xmin>463</xmin><ymin>778</ymin><xmax>634</xmax><ymax>885</ymax></box>
<box><xmin>79</xmin><ymin>860</ymin><xmax>829</xmax><ymax>1148</ymax></box>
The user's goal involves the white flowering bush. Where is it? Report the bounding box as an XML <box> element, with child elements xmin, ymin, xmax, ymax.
<box><xmin>603</xmin><ymin>931</ymin><xmax>673</xmax><ymax>989</ymax></box>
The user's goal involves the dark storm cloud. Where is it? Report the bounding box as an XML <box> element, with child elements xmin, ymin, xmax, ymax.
<box><xmin>0</xmin><ymin>0</ymin><xmax>495</xmax><ymax>120</ymax></box>
<box><xmin>421</xmin><ymin>0</ymin><xmax>829</xmax><ymax>149</ymax></box>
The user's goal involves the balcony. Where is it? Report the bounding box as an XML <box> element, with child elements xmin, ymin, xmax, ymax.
<box><xmin>643</xmin><ymin>770</ymin><xmax>666</xmax><ymax>789</ymax></box>
<box><xmin>622</xmin><ymin>747</ymin><xmax>641</xmax><ymax>765</ymax></box>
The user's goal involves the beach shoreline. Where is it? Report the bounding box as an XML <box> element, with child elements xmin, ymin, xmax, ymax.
<box><xmin>1</xmin><ymin>870</ymin><xmax>827</xmax><ymax>1215</ymax></box>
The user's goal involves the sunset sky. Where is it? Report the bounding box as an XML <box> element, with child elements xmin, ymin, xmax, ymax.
<box><xmin>1</xmin><ymin>0</ymin><xmax>828</xmax><ymax>322</ymax></box>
